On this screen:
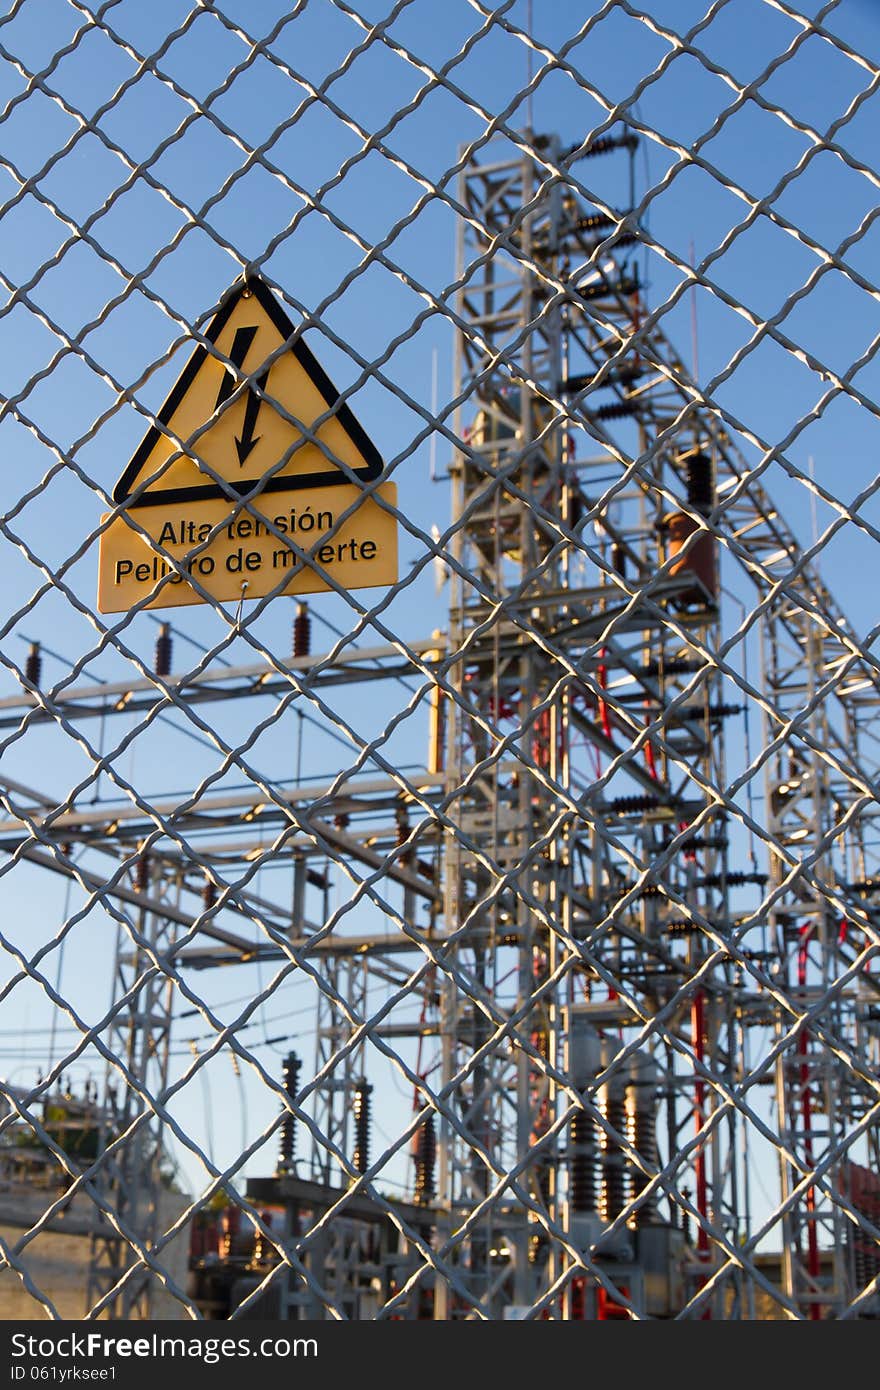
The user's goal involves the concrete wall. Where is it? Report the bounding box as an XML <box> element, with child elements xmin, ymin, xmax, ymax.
<box><xmin>0</xmin><ymin>1189</ymin><xmax>191</xmax><ymax>1320</ymax></box>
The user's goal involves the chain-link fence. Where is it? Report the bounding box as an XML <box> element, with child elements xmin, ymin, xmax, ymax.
<box><xmin>0</xmin><ymin>0</ymin><xmax>879</xmax><ymax>1321</ymax></box>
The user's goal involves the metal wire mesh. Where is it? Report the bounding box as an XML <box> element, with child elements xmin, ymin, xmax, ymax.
<box><xmin>0</xmin><ymin>0</ymin><xmax>879</xmax><ymax>1320</ymax></box>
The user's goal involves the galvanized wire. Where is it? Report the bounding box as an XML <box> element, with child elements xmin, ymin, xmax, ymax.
<box><xmin>0</xmin><ymin>0</ymin><xmax>878</xmax><ymax>1320</ymax></box>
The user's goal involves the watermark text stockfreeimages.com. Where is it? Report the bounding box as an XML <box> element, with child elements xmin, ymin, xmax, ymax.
<box><xmin>10</xmin><ymin>1332</ymin><xmax>316</xmax><ymax>1371</ymax></box>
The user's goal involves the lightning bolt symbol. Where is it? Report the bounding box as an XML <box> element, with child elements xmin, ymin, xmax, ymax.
<box><xmin>215</xmin><ymin>325</ymin><xmax>269</xmax><ymax>467</ymax></box>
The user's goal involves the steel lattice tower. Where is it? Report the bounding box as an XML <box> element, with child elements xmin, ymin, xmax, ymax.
<box><xmin>433</xmin><ymin>131</ymin><xmax>744</xmax><ymax>1316</ymax></box>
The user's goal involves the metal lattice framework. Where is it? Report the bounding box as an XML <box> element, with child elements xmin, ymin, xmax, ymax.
<box><xmin>0</xmin><ymin>0</ymin><xmax>879</xmax><ymax>1321</ymax></box>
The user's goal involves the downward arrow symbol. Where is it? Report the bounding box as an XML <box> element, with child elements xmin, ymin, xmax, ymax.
<box><xmin>235</xmin><ymin>368</ymin><xmax>268</xmax><ymax>467</ymax></box>
<box><xmin>215</xmin><ymin>325</ymin><xmax>268</xmax><ymax>468</ymax></box>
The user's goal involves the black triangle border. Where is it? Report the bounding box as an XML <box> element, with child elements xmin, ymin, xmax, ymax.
<box><xmin>113</xmin><ymin>276</ymin><xmax>384</xmax><ymax>508</ymax></box>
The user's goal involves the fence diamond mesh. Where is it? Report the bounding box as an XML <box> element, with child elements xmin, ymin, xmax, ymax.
<box><xmin>0</xmin><ymin>0</ymin><xmax>878</xmax><ymax>1321</ymax></box>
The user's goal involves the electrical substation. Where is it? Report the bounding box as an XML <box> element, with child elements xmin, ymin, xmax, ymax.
<box><xmin>1</xmin><ymin>0</ymin><xmax>879</xmax><ymax>1325</ymax></box>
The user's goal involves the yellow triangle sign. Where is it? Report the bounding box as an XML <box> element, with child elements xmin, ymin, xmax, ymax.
<box><xmin>114</xmin><ymin>276</ymin><xmax>383</xmax><ymax>507</ymax></box>
<box><xmin>98</xmin><ymin>276</ymin><xmax>398</xmax><ymax>613</ymax></box>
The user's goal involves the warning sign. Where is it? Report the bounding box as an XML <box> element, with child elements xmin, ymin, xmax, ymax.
<box><xmin>97</xmin><ymin>276</ymin><xmax>398</xmax><ymax>612</ymax></box>
<box><xmin>97</xmin><ymin>484</ymin><xmax>398</xmax><ymax>613</ymax></box>
<box><xmin>114</xmin><ymin>276</ymin><xmax>384</xmax><ymax>506</ymax></box>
